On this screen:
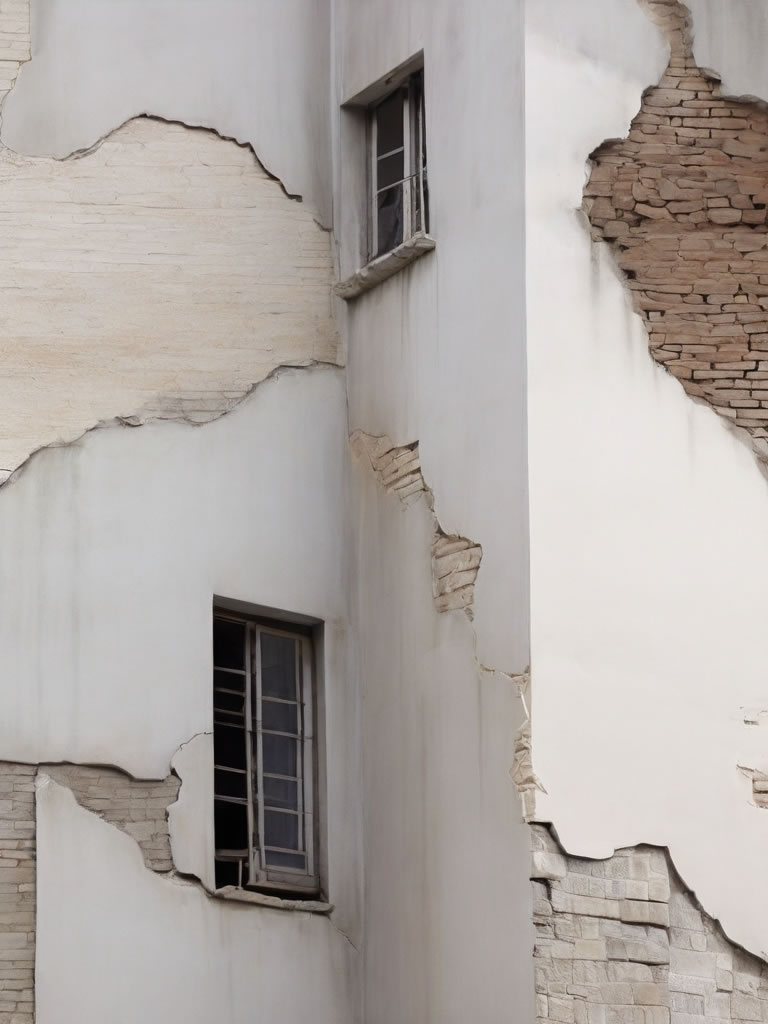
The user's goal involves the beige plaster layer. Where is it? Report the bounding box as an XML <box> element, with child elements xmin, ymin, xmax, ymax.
<box><xmin>0</xmin><ymin>116</ymin><xmax>337</xmax><ymax>478</ymax></box>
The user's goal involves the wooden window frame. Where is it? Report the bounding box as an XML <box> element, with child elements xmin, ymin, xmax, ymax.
<box><xmin>213</xmin><ymin>611</ymin><xmax>318</xmax><ymax>896</ymax></box>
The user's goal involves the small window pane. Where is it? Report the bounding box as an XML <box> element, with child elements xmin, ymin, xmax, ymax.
<box><xmin>214</xmin><ymin>768</ymin><xmax>247</xmax><ymax>800</ymax></box>
<box><xmin>376</xmin><ymin>184</ymin><xmax>403</xmax><ymax>256</ymax></box>
<box><xmin>263</xmin><ymin>776</ymin><xmax>298</xmax><ymax>811</ymax></box>
<box><xmin>214</xmin><ymin>799</ymin><xmax>249</xmax><ymax>851</ymax></box>
<box><xmin>214</xmin><ymin>689</ymin><xmax>245</xmax><ymax>716</ymax></box>
<box><xmin>260</xmin><ymin>633</ymin><xmax>297</xmax><ymax>700</ymax></box>
<box><xmin>262</xmin><ymin>699</ymin><xmax>298</xmax><ymax>735</ymax></box>
<box><xmin>214</xmin><ymin>668</ymin><xmax>245</xmax><ymax>692</ymax></box>
<box><xmin>265</xmin><ymin>850</ymin><xmax>307</xmax><ymax>871</ymax></box>
<box><xmin>264</xmin><ymin>809</ymin><xmax>299</xmax><ymax>851</ymax></box>
<box><xmin>376</xmin><ymin>89</ymin><xmax>404</xmax><ymax>155</ymax></box>
<box><xmin>214</xmin><ymin>618</ymin><xmax>245</xmax><ymax>670</ymax></box>
<box><xmin>214</xmin><ymin>723</ymin><xmax>246</xmax><ymax>771</ymax></box>
<box><xmin>261</xmin><ymin>733</ymin><xmax>297</xmax><ymax>778</ymax></box>
<box><xmin>377</xmin><ymin>150</ymin><xmax>404</xmax><ymax>190</ymax></box>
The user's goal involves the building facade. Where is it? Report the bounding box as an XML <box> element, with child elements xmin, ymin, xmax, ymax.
<box><xmin>1</xmin><ymin>1</ymin><xmax>767</xmax><ymax>1022</ymax></box>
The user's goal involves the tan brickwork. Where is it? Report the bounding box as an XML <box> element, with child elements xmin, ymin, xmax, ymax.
<box><xmin>585</xmin><ymin>0</ymin><xmax>768</xmax><ymax>463</ymax></box>
<box><xmin>351</xmin><ymin>431</ymin><xmax>483</xmax><ymax>615</ymax></box>
<box><xmin>532</xmin><ymin>824</ymin><xmax>768</xmax><ymax>1024</ymax></box>
<box><xmin>44</xmin><ymin>765</ymin><xmax>179</xmax><ymax>873</ymax></box>
<box><xmin>0</xmin><ymin>0</ymin><xmax>29</xmax><ymax>110</ymax></box>
<box><xmin>0</xmin><ymin>763</ymin><xmax>35</xmax><ymax>1024</ymax></box>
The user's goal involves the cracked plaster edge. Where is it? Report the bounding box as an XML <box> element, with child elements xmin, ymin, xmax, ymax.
<box><xmin>349</xmin><ymin>429</ymin><xmax>484</xmax><ymax>621</ymax></box>
<box><xmin>0</xmin><ymin>360</ymin><xmax>343</xmax><ymax>488</ymax></box>
<box><xmin>578</xmin><ymin>0</ymin><xmax>768</xmax><ymax>481</ymax></box>
<box><xmin>532</xmin><ymin>819</ymin><xmax>768</xmax><ymax>965</ymax></box>
<box><xmin>23</xmin><ymin>733</ymin><xmax>335</xmax><ymax>917</ymax></box>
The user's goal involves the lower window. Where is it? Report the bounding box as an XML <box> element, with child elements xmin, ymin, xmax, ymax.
<box><xmin>212</xmin><ymin>609</ymin><xmax>318</xmax><ymax>895</ymax></box>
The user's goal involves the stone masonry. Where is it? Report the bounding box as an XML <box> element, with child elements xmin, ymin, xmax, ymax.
<box><xmin>532</xmin><ymin>823</ymin><xmax>768</xmax><ymax>1024</ymax></box>
<box><xmin>351</xmin><ymin>431</ymin><xmax>483</xmax><ymax>615</ymax></box>
<box><xmin>44</xmin><ymin>765</ymin><xmax>180</xmax><ymax>873</ymax></box>
<box><xmin>0</xmin><ymin>764</ymin><xmax>35</xmax><ymax>1024</ymax></box>
<box><xmin>0</xmin><ymin>0</ymin><xmax>28</xmax><ymax>112</ymax></box>
<box><xmin>585</xmin><ymin>0</ymin><xmax>768</xmax><ymax>464</ymax></box>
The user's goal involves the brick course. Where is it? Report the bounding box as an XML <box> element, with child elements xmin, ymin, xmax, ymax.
<box><xmin>0</xmin><ymin>764</ymin><xmax>35</xmax><ymax>1024</ymax></box>
<box><xmin>532</xmin><ymin>824</ymin><xmax>768</xmax><ymax>1024</ymax></box>
<box><xmin>586</xmin><ymin>0</ymin><xmax>768</xmax><ymax>462</ymax></box>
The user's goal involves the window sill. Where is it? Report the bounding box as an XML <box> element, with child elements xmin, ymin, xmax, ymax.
<box><xmin>214</xmin><ymin>885</ymin><xmax>333</xmax><ymax>914</ymax></box>
<box><xmin>335</xmin><ymin>233</ymin><xmax>436</xmax><ymax>300</ymax></box>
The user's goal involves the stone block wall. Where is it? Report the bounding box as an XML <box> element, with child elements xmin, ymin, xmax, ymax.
<box><xmin>0</xmin><ymin>764</ymin><xmax>35</xmax><ymax>1024</ymax></box>
<box><xmin>532</xmin><ymin>824</ymin><xmax>768</xmax><ymax>1024</ymax></box>
<box><xmin>585</xmin><ymin>0</ymin><xmax>768</xmax><ymax>464</ymax></box>
<box><xmin>0</xmin><ymin>0</ymin><xmax>28</xmax><ymax>109</ymax></box>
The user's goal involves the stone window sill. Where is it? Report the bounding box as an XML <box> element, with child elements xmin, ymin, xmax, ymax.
<box><xmin>213</xmin><ymin>885</ymin><xmax>333</xmax><ymax>914</ymax></box>
<box><xmin>334</xmin><ymin>233</ymin><xmax>436</xmax><ymax>300</ymax></box>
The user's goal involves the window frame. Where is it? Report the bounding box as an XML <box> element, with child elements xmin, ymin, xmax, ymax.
<box><xmin>213</xmin><ymin>610</ymin><xmax>319</xmax><ymax>896</ymax></box>
<box><xmin>368</xmin><ymin>68</ymin><xmax>428</xmax><ymax>261</ymax></box>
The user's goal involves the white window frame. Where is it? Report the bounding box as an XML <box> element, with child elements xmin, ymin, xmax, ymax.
<box><xmin>368</xmin><ymin>69</ymin><xmax>427</xmax><ymax>261</ymax></box>
<box><xmin>213</xmin><ymin>613</ymin><xmax>318</xmax><ymax>895</ymax></box>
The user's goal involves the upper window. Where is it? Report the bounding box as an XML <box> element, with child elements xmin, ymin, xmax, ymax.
<box><xmin>369</xmin><ymin>69</ymin><xmax>428</xmax><ymax>259</ymax></box>
<box><xmin>212</xmin><ymin>611</ymin><xmax>318</xmax><ymax>895</ymax></box>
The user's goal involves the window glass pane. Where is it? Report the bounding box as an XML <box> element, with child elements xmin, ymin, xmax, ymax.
<box><xmin>260</xmin><ymin>633</ymin><xmax>297</xmax><ymax>700</ymax></box>
<box><xmin>377</xmin><ymin>150</ymin><xmax>404</xmax><ymax>190</ymax></box>
<box><xmin>214</xmin><ymin>858</ymin><xmax>244</xmax><ymax>889</ymax></box>
<box><xmin>214</xmin><ymin>799</ymin><xmax>248</xmax><ymax>851</ymax></box>
<box><xmin>375</xmin><ymin>89</ymin><xmax>404</xmax><ymax>156</ymax></box>
<box><xmin>376</xmin><ymin>184</ymin><xmax>403</xmax><ymax>256</ymax></box>
<box><xmin>214</xmin><ymin>723</ymin><xmax>246</xmax><ymax>771</ymax></box>
<box><xmin>213</xmin><ymin>618</ymin><xmax>245</xmax><ymax>670</ymax></box>
<box><xmin>261</xmin><ymin>733</ymin><xmax>297</xmax><ymax>777</ymax></box>
<box><xmin>214</xmin><ymin>668</ymin><xmax>244</xmax><ymax>692</ymax></box>
<box><xmin>265</xmin><ymin>850</ymin><xmax>306</xmax><ymax>871</ymax></box>
<box><xmin>214</xmin><ymin>768</ymin><xmax>247</xmax><ymax>800</ymax></box>
<box><xmin>262</xmin><ymin>699</ymin><xmax>298</xmax><ymax>735</ymax></box>
<box><xmin>213</xmin><ymin>688</ymin><xmax>245</xmax><ymax>716</ymax></box>
<box><xmin>263</xmin><ymin>776</ymin><xmax>298</xmax><ymax>811</ymax></box>
<box><xmin>264</xmin><ymin>810</ymin><xmax>299</xmax><ymax>851</ymax></box>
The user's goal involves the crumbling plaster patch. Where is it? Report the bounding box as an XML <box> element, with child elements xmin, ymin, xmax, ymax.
<box><xmin>0</xmin><ymin>0</ymin><xmax>28</xmax><ymax>113</ymax></box>
<box><xmin>0</xmin><ymin>115</ymin><xmax>337</xmax><ymax>480</ymax></box>
<box><xmin>532</xmin><ymin>824</ymin><xmax>768</xmax><ymax>1024</ymax></box>
<box><xmin>586</xmin><ymin>0</ymin><xmax>768</xmax><ymax>467</ymax></box>
<box><xmin>350</xmin><ymin>431</ymin><xmax>483</xmax><ymax>617</ymax></box>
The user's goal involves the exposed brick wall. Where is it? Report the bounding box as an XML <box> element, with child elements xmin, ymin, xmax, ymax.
<box><xmin>0</xmin><ymin>764</ymin><xmax>35</xmax><ymax>1024</ymax></box>
<box><xmin>0</xmin><ymin>114</ymin><xmax>337</xmax><ymax>480</ymax></box>
<box><xmin>44</xmin><ymin>765</ymin><xmax>179</xmax><ymax>873</ymax></box>
<box><xmin>351</xmin><ymin>431</ymin><xmax>483</xmax><ymax>615</ymax></box>
<box><xmin>532</xmin><ymin>824</ymin><xmax>768</xmax><ymax>1024</ymax></box>
<box><xmin>585</xmin><ymin>0</ymin><xmax>768</xmax><ymax>463</ymax></box>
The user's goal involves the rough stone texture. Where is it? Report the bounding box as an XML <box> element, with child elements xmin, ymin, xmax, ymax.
<box><xmin>0</xmin><ymin>114</ymin><xmax>337</xmax><ymax>480</ymax></box>
<box><xmin>0</xmin><ymin>763</ymin><xmax>36</xmax><ymax>1024</ymax></box>
<box><xmin>351</xmin><ymin>431</ymin><xmax>483</xmax><ymax>615</ymax></box>
<box><xmin>742</xmin><ymin>767</ymin><xmax>768</xmax><ymax>810</ymax></box>
<box><xmin>0</xmin><ymin>0</ymin><xmax>28</xmax><ymax>112</ymax></box>
<box><xmin>585</xmin><ymin>0</ymin><xmax>768</xmax><ymax>464</ymax></box>
<box><xmin>44</xmin><ymin>765</ymin><xmax>179</xmax><ymax>873</ymax></box>
<box><xmin>532</xmin><ymin>823</ymin><xmax>768</xmax><ymax>1024</ymax></box>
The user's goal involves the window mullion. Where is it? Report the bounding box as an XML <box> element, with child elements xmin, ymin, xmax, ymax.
<box><xmin>370</xmin><ymin>111</ymin><xmax>378</xmax><ymax>260</ymax></box>
<box><xmin>402</xmin><ymin>85</ymin><xmax>412</xmax><ymax>242</ymax></box>
<box><xmin>253</xmin><ymin>627</ymin><xmax>266</xmax><ymax>883</ymax></box>
<box><xmin>244</xmin><ymin>625</ymin><xmax>256</xmax><ymax>884</ymax></box>
<box><xmin>301</xmin><ymin>637</ymin><xmax>315</xmax><ymax>881</ymax></box>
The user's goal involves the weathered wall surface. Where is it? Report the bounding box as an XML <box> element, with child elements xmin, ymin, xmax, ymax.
<box><xmin>527</xmin><ymin>0</ymin><xmax>768</xmax><ymax>961</ymax></box>
<box><xmin>35</xmin><ymin>778</ymin><xmax>354</xmax><ymax>1024</ymax></box>
<box><xmin>1</xmin><ymin>0</ymin><xmax>332</xmax><ymax>224</ymax></box>
<box><xmin>335</xmin><ymin>1</ymin><xmax>533</xmax><ymax>1021</ymax></box>
<box><xmin>0</xmin><ymin>764</ymin><xmax>35</xmax><ymax>1024</ymax></box>
<box><xmin>0</xmin><ymin>115</ymin><xmax>336</xmax><ymax>478</ymax></box>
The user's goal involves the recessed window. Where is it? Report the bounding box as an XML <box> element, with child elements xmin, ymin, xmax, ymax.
<box><xmin>212</xmin><ymin>610</ymin><xmax>318</xmax><ymax>895</ymax></box>
<box><xmin>369</xmin><ymin>69</ymin><xmax>428</xmax><ymax>259</ymax></box>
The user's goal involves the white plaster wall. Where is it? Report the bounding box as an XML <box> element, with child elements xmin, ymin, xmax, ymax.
<box><xmin>686</xmin><ymin>0</ymin><xmax>768</xmax><ymax>104</ymax></box>
<box><xmin>35</xmin><ymin>778</ymin><xmax>356</xmax><ymax>1024</ymax></box>
<box><xmin>1</xmin><ymin>0</ymin><xmax>332</xmax><ymax>224</ymax></box>
<box><xmin>0</xmin><ymin>116</ymin><xmax>336</xmax><ymax>476</ymax></box>
<box><xmin>334</xmin><ymin>1</ymin><xmax>533</xmax><ymax>1019</ymax></box>
<box><xmin>526</xmin><ymin>0</ymin><xmax>768</xmax><ymax>958</ymax></box>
